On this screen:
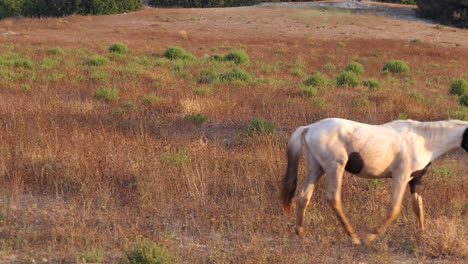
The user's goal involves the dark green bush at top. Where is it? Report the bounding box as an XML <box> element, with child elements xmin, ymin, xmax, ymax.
<box><xmin>415</xmin><ymin>0</ymin><xmax>467</xmax><ymax>28</ymax></box>
<box><xmin>382</xmin><ymin>60</ymin><xmax>409</xmax><ymax>73</ymax></box>
<box><xmin>84</xmin><ymin>55</ymin><xmax>109</xmax><ymax>66</ymax></box>
<box><xmin>449</xmin><ymin>79</ymin><xmax>468</xmax><ymax>96</ymax></box>
<box><xmin>2</xmin><ymin>0</ymin><xmax>143</xmax><ymax>18</ymax></box>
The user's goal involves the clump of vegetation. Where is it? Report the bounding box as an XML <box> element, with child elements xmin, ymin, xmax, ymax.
<box><xmin>94</xmin><ymin>87</ymin><xmax>120</xmax><ymax>101</ymax></box>
<box><xmin>322</xmin><ymin>63</ymin><xmax>336</xmax><ymax>71</ymax></box>
<box><xmin>336</xmin><ymin>71</ymin><xmax>359</xmax><ymax>87</ymax></box>
<box><xmin>245</xmin><ymin>118</ymin><xmax>279</xmax><ymax>136</ymax></box>
<box><xmin>209</xmin><ymin>53</ymin><xmax>224</xmax><ymax>61</ymax></box>
<box><xmin>113</xmin><ymin>101</ymin><xmax>134</xmax><ymax>114</ymax></box>
<box><xmin>303</xmin><ymin>72</ymin><xmax>326</xmax><ymax>87</ymax></box>
<box><xmin>84</xmin><ymin>55</ymin><xmax>109</xmax><ymax>66</ymax></box>
<box><xmin>125</xmin><ymin>239</ymin><xmax>177</xmax><ymax>264</ymax></box>
<box><xmin>344</xmin><ymin>62</ymin><xmax>365</xmax><ymax>76</ymax></box>
<box><xmin>223</xmin><ymin>50</ymin><xmax>250</xmax><ymax>65</ymax></box>
<box><xmin>47</xmin><ymin>47</ymin><xmax>65</xmax><ymax>55</ymax></box>
<box><xmin>352</xmin><ymin>97</ymin><xmax>370</xmax><ymax>107</ymax></box>
<box><xmin>215</xmin><ymin>68</ymin><xmax>252</xmax><ymax>83</ymax></box>
<box><xmin>163</xmin><ymin>46</ymin><xmax>194</xmax><ymax>60</ymax></box>
<box><xmin>362</xmin><ymin>78</ymin><xmax>380</xmax><ymax>90</ymax></box>
<box><xmin>108</xmin><ymin>43</ymin><xmax>129</xmax><ymax>54</ymax></box>
<box><xmin>192</xmin><ymin>86</ymin><xmax>213</xmax><ymax>95</ymax></box>
<box><xmin>382</xmin><ymin>60</ymin><xmax>409</xmax><ymax>73</ymax></box>
<box><xmin>184</xmin><ymin>113</ymin><xmax>208</xmax><ymax>123</ymax></box>
<box><xmin>363</xmin><ymin>179</ymin><xmax>383</xmax><ymax>191</ymax></box>
<box><xmin>459</xmin><ymin>93</ymin><xmax>468</xmax><ymax>106</ymax></box>
<box><xmin>14</xmin><ymin>58</ymin><xmax>34</xmax><ymax>68</ymax></box>
<box><xmin>299</xmin><ymin>85</ymin><xmax>318</xmax><ymax>97</ymax></box>
<box><xmin>449</xmin><ymin>79</ymin><xmax>468</xmax><ymax>96</ymax></box>
<box><xmin>143</xmin><ymin>95</ymin><xmax>162</xmax><ymax>106</ymax></box>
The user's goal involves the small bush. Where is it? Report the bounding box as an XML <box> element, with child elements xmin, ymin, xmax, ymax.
<box><xmin>48</xmin><ymin>47</ymin><xmax>65</xmax><ymax>55</ymax></box>
<box><xmin>352</xmin><ymin>97</ymin><xmax>370</xmax><ymax>107</ymax></box>
<box><xmin>113</xmin><ymin>101</ymin><xmax>134</xmax><ymax>114</ymax></box>
<box><xmin>449</xmin><ymin>79</ymin><xmax>468</xmax><ymax>96</ymax></box>
<box><xmin>363</xmin><ymin>179</ymin><xmax>383</xmax><ymax>191</ymax></box>
<box><xmin>108</xmin><ymin>42</ymin><xmax>129</xmax><ymax>54</ymax></box>
<box><xmin>125</xmin><ymin>239</ymin><xmax>177</xmax><ymax>264</ymax></box>
<box><xmin>216</xmin><ymin>68</ymin><xmax>252</xmax><ymax>83</ymax></box>
<box><xmin>344</xmin><ymin>62</ymin><xmax>365</xmax><ymax>76</ymax></box>
<box><xmin>143</xmin><ymin>95</ymin><xmax>162</xmax><ymax>106</ymax></box>
<box><xmin>223</xmin><ymin>50</ymin><xmax>250</xmax><ymax>65</ymax></box>
<box><xmin>382</xmin><ymin>60</ymin><xmax>409</xmax><ymax>73</ymax></box>
<box><xmin>192</xmin><ymin>86</ymin><xmax>213</xmax><ymax>95</ymax></box>
<box><xmin>322</xmin><ymin>63</ymin><xmax>336</xmax><ymax>71</ymax></box>
<box><xmin>84</xmin><ymin>55</ymin><xmax>108</xmax><ymax>66</ymax></box>
<box><xmin>299</xmin><ymin>85</ymin><xmax>318</xmax><ymax>97</ymax></box>
<box><xmin>459</xmin><ymin>93</ymin><xmax>468</xmax><ymax>106</ymax></box>
<box><xmin>362</xmin><ymin>78</ymin><xmax>380</xmax><ymax>90</ymax></box>
<box><xmin>163</xmin><ymin>46</ymin><xmax>193</xmax><ymax>60</ymax></box>
<box><xmin>336</xmin><ymin>71</ymin><xmax>359</xmax><ymax>87</ymax></box>
<box><xmin>14</xmin><ymin>58</ymin><xmax>34</xmax><ymax>68</ymax></box>
<box><xmin>94</xmin><ymin>87</ymin><xmax>120</xmax><ymax>101</ymax></box>
<box><xmin>184</xmin><ymin>113</ymin><xmax>208</xmax><ymax>123</ymax></box>
<box><xmin>303</xmin><ymin>72</ymin><xmax>326</xmax><ymax>87</ymax></box>
<box><xmin>209</xmin><ymin>53</ymin><xmax>224</xmax><ymax>61</ymax></box>
<box><xmin>245</xmin><ymin>118</ymin><xmax>279</xmax><ymax>136</ymax></box>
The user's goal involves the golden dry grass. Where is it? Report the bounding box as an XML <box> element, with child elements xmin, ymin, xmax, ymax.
<box><xmin>0</xmin><ymin>5</ymin><xmax>467</xmax><ymax>263</ymax></box>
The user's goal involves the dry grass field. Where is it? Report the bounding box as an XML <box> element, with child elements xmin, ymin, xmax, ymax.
<box><xmin>0</xmin><ymin>4</ymin><xmax>467</xmax><ymax>263</ymax></box>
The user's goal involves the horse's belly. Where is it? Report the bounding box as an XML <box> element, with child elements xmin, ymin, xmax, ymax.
<box><xmin>345</xmin><ymin>152</ymin><xmax>393</xmax><ymax>178</ymax></box>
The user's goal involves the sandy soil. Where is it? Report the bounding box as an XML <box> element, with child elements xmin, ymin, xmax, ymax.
<box><xmin>258</xmin><ymin>0</ymin><xmax>434</xmax><ymax>24</ymax></box>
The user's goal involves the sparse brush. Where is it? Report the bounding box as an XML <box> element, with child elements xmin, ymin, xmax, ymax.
<box><xmin>449</xmin><ymin>79</ymin><xmax>468</xmax><ymax>96</ymax></box>
<box><xmin>125</xmin><ymin>239</ymin><xmax>177</xmax><ymax>264</ymax></box>
<box><xmin>344</xmin><ymin>62</ymin><xmax>365</xmax><ymax>76</ymax></box>
<box><xmin>84</xmin><ymin>55</ymin><xmax>108</xmax><ymax>66</ymax></box>
<box><xmin>164</xmin><ymin>46</ymin><xmax>194</xmax><ymax>60</ymax></box>
<box><xmin>48</xmin><ymin>47</ymin><xmax>65</xmax><ymax>55</ymax></box>
<box><xmin>303</xmin><ymin>72</ymin><xmax>326</xmax><ymax>87</ymax></box>
<box><xmin>216</xmin><ymin>68</ymin><xmax>252</xmax><ymax>83</ymax></box>
<box><xmin>382</xmin><ymin>60</ymin><xmax>409</xmax><ymax>73</ymax></box>
<box><xmin>245</xmin><ymin>118</ymin><xmax>279</xmax><ymax>136</ymax></box>
<box><xmin>336</xmin><ymin>71</ymin><xmax>359</xmax><ymax>87</ymax></box>
<box><xmin>421</xmin><ymin>217</ymin><xmax>468</xmax><ymax>258</ymax></box>
<box><xmin>223</xmin><ymin>50</ymin><xmax>250</xmax><ymax>65</ymax></box>
<box><xmin>109</xmin><ymin>42</ymin><xmax>129</xmax><ymax>54</ymax></box>
<box><xmin>362</xmin><ymin>78</ymin><xmax>380</xmax><ymax>90</ymax></box>
<box><xmin>184</xmin><ymin>112</ymin><xmax>208</xmax><ymax>123</ymax></box>
<box><xmin>299</xmin><ymin>85</ymin><xmax>318</xmax><ymax>97</ymax></box>
<box><xmin>113</xmin><ymin>101</ymin><xmax>134</xmax><ymax>114</ymax></box>
<box><xmin>94</xmin><ymin>87</ymin><xmax>120</xmax><ymax>101</ymax></box>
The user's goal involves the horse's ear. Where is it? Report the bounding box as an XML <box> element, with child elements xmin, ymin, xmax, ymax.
<box><xmin>462</xmin><ymin>128</ymin><xmax>468</xmax><ymax>152</ymax></box>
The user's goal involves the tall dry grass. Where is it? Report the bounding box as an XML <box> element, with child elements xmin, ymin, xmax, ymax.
<box><xmin>0</xmin><ymin>5</ymin><xmax>467</xmax><ymax>263</ymax></box>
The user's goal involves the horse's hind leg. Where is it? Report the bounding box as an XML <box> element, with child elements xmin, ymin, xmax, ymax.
<box><xmin>325</xmin><ymin>164</ymin><xmax>361</xmax><ymax>245</ymax></box>
<box><xmin>409</xmin><ymin>177</ymin><xmax>424</xmax><ymax>230</ymax></box>
<box><xmin>295</xmin><ymin>153</ymin><xmax>323</xmax><ymax>239</ymax></box>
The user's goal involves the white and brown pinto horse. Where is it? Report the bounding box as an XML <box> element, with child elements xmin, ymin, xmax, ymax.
<box><xmin>281</xmin><ymin>118</ymin><xmax>468</xmax><ymax>244</ymax></box>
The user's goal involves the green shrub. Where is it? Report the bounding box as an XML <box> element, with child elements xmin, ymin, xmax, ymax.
<box><xmin>344</xmin><ymin>62</ymin><xmax>365</xmax><ymax>76</ymax></box>
<box><xmin>192</xmin><ymin>86</ymin><xmax>213</xmax><ymax>95</ymax></box>
<box><xmin>362</xmin><ymin>78</ymin><xmax>380</xmax><ymax>90</ymax></box>
<box><xmin>143</xmin><ymin>95</ymin><xmax>162</xmax><ymax>106</ymax></box>
<box><xmin>382</xmin><ymin>60</ymin><xmax>409</xmax><ymax>73</ymax></box>
<box><xmin>363</xmin><ymin>179</ymin><xmax>383</xmax><ymax>191</ymax></box>
<box><xmin>322</xmin><ymin>63</ymin><xmax>336</xmax><ymax>71</ymax></box>
<box><xmin>113</xmin><ymin>101</ymin><xmax>134</xmax><ymax>114</ymax></box>
<box><xmin>245</xmin><ymin>118</ymin><xmax>279</xmax><ymax>136</ymax></box>
<box><xmin>94</xmin><ymin>87</ymin><xmax>120</xmax><ymax>101</ymax></box>
<box><xmin>415</xmin><ymin>0</ymin><xmax>467</xmax><ymax>28</ymax></box>
<box><xmin>47</xmin><ymin>47</ymin><xmax>65</xmax><ymax>55</ymax></box>
<box><xmin>223</xmin><ymin>50</ymin><xmax>250</xmax><ymax>65</ymax></box>
<box><xmin>352</xmin><ymin>97</ymin><xmax>370</xmax><ymax>107</ymax></box>
<box><xmin>108</xmin><ymin>42</ymin><xmax>129</xmax><ymax>54</ymax></box>
<box><xmin>449</xmin><ymin>79</ymin><xmax>468</xmax><ymax>96</ymax></box>
<box><xmin>125</xmin><ymin>239</ymin><xmax>177</xmax><ymax>264</ymax></box>
<box><xmin>184</xmin><ymin>112</ymin><xmax>208</xmax><ymax>123</ymax></box>
<box><xmin>14</xmin><ymin>58</ymin><xmax>34</xmax><ymax>68</ymax></box>
<box><xmin>216</xmin><ymin>68</ymin><xmax>252</xmax><ymax>83</ymax></box>
<box><xmin>0</xmin><ymin>0</ymin><xmax>25</xmax><ymax>19</ymax></box>
<box><xmin>336</xmin><ymin>71</ymin><xmax>359</xmax><ymax>87</ymax></box>
<box><xmin>209</xmin><ymin>53</ymin><xmax>224</xmax><ymax>61</ymax></box>
<box><xmin>303</xmin><ymin>72</ymin><xmax>326</xmax><ymax>87</ymax></box>
<box><xmin>299</xmin><ymin>85</ymin><xmax>318</xmax><ymax>97</ymax></box>
<box><xmin>84</xmin><ymin>55</ymin><xmax>108</xmax><ymax>66</ymax></box>
<box><xmin>459</xmin><ymin>93</ymin><xmax>468</xmax><ymax>106</ymax></box>
<box><xmin>163</xmin><ymin>46</ymin><xmax>194</xmax><ymax>60</ymax></box>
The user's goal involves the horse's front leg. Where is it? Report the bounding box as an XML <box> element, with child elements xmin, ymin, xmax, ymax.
<box><xmin>365</xmin><ymin>173</ymin><xmax>409</xmax><ymax>244</ymax></box>
<box><xmin>325</xmin><ymin>165</ymin><xmax>361</xmax><ymax>245</ymax></box>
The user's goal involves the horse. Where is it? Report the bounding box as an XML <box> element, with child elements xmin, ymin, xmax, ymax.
<box><xmin>281</xmin><ymin>118</ymin><xmax>468</xmax><ymax>244</ymax></box>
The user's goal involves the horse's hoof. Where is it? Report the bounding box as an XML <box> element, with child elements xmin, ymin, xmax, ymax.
<box><xmin>364</xmin><ymin>233</ymin><xmax>377</xmax><ymax>244</ymax></box>
<box><xmin>295</xmin><ymin>227</ymin><xmax>304</xmax><ymax>239</ymax></box>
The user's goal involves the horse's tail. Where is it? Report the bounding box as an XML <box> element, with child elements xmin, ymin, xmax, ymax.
<box><xmin>281</xmin><ymin>126</ymin><xmax>308</xmax><ymax>216</ymax></box>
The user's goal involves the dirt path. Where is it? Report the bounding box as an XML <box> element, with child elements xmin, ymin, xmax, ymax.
<box><xmin>257</xmin><ymin>0</ymin><xmax>434</xmax><ymax>24</ymax></box>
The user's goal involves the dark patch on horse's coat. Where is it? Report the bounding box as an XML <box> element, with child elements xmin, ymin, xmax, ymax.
<box><xmin>345</xmin><ymin>152</ymin><xmax>364</xmax><ymax>174</ymax></box>
<box><xmin>462</xmin><ymin>127</ymin><xmax>468</xmax><ymax>152</ymax></box>
<box><xmin>409</xmin><ymin>162</ymin><xmax>431</xmax><ymax>193</ymax></box>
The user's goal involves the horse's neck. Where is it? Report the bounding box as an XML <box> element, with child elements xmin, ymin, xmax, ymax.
<box><xmin>412</xmin><ymin>122</ymin><xmax>465</xmax><ymax>160</ymax></box>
